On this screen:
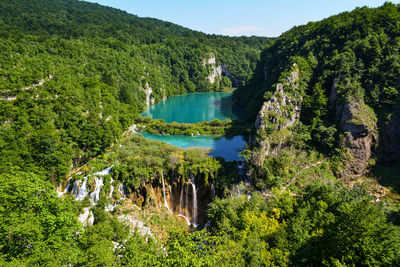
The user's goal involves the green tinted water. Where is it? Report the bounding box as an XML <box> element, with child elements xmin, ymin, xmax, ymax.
<box><xmin>142</xmin><ymin>92</ymin><xmax>242</xmax><ymax>123</ymax></box>
<box><xmin>140</xmin><ymin>92</ymin><xmax>245</xmax><ymax>161</ymax></box>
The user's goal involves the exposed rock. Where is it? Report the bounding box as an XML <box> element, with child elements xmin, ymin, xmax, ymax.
<box><xmin>252</xmin><ymin>64</ymin><xmax>301</xmax><ymax>166</ymax></box>
<box><xmin>337</xmin><ymin>100</ymin><xmax>377</xmax><ymax>178</ymax></box>
<box><xmin>78</xmin><ymin>207</ymin><xmax>94</xmax><ymax>227</ymax></box>
<box><xmin>208</xmin><ymin>65</ymin><xmax>223</xmax><ymax>84</ymax></box>
<box><xmin>118</xmin><ymin>214</ymin><xmax>153</xmax><ymax>238</ymax></box>
<box><xmin>203</xmin><ymin>54</ymin><xmax>239</xmax><ymax>86</ymax></box>
<box><xmin>255</xmin><ymin>64</ymin><xmax>301</xmax><ymax>132</ymax></box>
<box><xmin>144</xmin><ymin>82</ymin><xmax>155</xmax><ymax>106</ymax></box>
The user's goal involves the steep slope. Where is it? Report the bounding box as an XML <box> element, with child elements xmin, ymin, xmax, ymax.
<box><xmin>235</xmin><ymin>3</ymin><xmax>400</xmax><ymax>185</ymax></box>
<box><xmin>0</xmin><ymin>0</ymin><xmax>271</xmax><ymax>181</ymax></box>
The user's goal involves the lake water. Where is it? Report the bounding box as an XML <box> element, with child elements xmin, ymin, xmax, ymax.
<box><xmin>140</xmin><ymin>132</ymin><xmax>245</xmax><ymax>161</ymax></box>
<box><xmin>140</xmin><ymin>92</ymin><xmax>245</xmax><ymax>161</ymax></box>
<box><xmin>142</xmin><ymin>92</ymin><xmax>242</xmax><ymax>123</ymax></box>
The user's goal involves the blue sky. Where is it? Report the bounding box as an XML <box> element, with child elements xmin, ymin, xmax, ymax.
<box><xmin>84</xmin><ymin>0</ymin><xmax>399</xmax><ymax>37</ymax></box>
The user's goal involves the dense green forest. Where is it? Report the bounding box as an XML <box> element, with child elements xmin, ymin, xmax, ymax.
<box><xmin>1</xmin><ymin>0</ymin><xmax>400</xmax><ymax>266</ymax></box>
<box><xmin>235</xmin><ymin>2</ymin><xmax>400</xmax><ymax>186</ymax></box>
<box><xmin>0</xmin><ymin>0</ymin><xmax>271</xmax><ymax>180</ymax></box>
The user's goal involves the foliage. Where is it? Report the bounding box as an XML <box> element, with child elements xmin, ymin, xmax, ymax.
<box><xmin>0</xmin><ymin>0</ymin><xmax>271</xmax><ymax>182</ymax></box>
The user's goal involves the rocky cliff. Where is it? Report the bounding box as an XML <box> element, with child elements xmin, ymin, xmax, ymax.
<box><xmin>203</xmin><ymin>54</ymin><xmax>238</xmax><ymax>87</ymax></box>
<box><xmin>337</xmin><ymin>99</ymin><xmax>377</xmax><ymax>177</ymax></box>
<box><xmin>251</xmin><ymin>64</ymin><xmax>302</xmax><ymax>166</ymax></box>
<box><xmin>60</xmin><ymin>167</ymin><xmax>213</xmax><ymax>227</ymax></box>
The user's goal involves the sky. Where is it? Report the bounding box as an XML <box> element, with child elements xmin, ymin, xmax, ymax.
<box><xmin>84</xmin><ymin>0</ymin><xmax>399</xmax><ymax>37</ymax></box>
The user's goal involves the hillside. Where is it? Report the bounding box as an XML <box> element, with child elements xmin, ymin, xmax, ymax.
<box><xmin>0</xmin><ymin>0</ymin><xmax>271</xmax><ymax>180</ymax></box>
<box><xmin>235</xmin><ymin>2</ymin><xmax>400</xmax><ymax>185</ymax></box>
<box><xmin>1</xmin><ymin>1</ymin><xmax>400</xmax><ymax>266</ymax></box>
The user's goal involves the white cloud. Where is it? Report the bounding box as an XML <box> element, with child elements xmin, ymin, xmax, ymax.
<box><xmin>222</xmin><ymin>26</ymin><xmax>265</xmax><ymax>36</ymax></box>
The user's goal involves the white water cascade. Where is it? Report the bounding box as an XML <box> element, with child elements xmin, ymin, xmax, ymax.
<box><xmin>161</xmin><ymin>172</ymin><xmax>173</xmax><ymax>214</ymax></box>
<box><xmin>78</xmin><ymin>207</ymin><xmax>94</xmax><ymax>227</ymax></box>
<box><xmin>90</xmin><ymin>176</ymin><xmax>104</xmax><ymax>203</ymax></box>
<box><xmin>58</xmin><ymin>178</ymin><xmax>71</xmax><ymax>197</ymax></box>
<box><xmin>75</xmin><ymin>178</ymin><xmax>88</xmax><ymax>201</ymax></box>
<box><xmin>189</xmin><ymin>177</ymin><xmax>198</xmax><ymax>226</ymax></box>
<box><xmin>70</xmin><ymin>166</ymin><xmax>113</xmax><ymax>204</ymax></box>
<box><xmin>179</xmin><ymin>185</ymin><xmax>184</xmax><ymax>214</ymax></box>
<box><xmin>117</xmin><ymin>183</ymin><xmax>127</xmax><ymax>199</ymax></box>
<box><xmin>178</xmin><ymin>183</ymin><xmax>191</xmax><ymax>226</ymax></box>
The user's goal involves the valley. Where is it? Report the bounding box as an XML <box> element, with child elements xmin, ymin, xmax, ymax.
<box><xmin>1</xmin><ymin>0</ymin><xmax>400</xmax><ymax>266</ymax></box>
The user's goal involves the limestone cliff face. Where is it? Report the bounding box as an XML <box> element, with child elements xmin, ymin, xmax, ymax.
<box><xmin>204</xmin><ymin>55</ymin><xmax>223</xmax><ymax>84</ymax></box>
<box><xmin>329</xmin><ymin>76</ymin><xmax>378</xmax><ymax>177</ymax></box>
<box><xmin>143</xmin><ymin>82</ymin><xmax>155</xmax><ymax>106</ymax></box>
<box><xmin>252</xmin><ymin>64</ymin><xmax>301</xmax><ymax>165</ymax></box>
<box><xmin>62</xmin><ymin>168</ymin><xmax>213</xmax><ymax>227</ymax></box>
<box><xmin>203</xmin><ymin>54</ymin><xmax>238</xmax><ymax>86</ymax></box>
<box><xmin>255</xmin><ymin>64</ymin><xmax>301</xmax><ymax>133</ymax></box>
<box><xmin>337</xmin><ymin>100</ymin><xmax>377</xmax><ymax>177</ymax></box>
<box><xmin>130</xmin><ymin>175</ymin><xmax>212</xmax><ymax>226</ymax></box>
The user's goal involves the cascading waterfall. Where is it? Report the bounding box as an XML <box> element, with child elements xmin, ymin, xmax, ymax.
<box><xmin>178</xmin><ymin>214</ymin><xmax>191</xmax><ymax>226</ymax></box>
<box><xmin>185</xmin><ymin>183</ymin><xmax>189</xmax><ymax>216</ymax></box>
<box><xmin>161</xmin><ymin>172</ymin><xmax>172</xmax><ymax>214</ymax></box>
<box><xmin>90</xmin><ymin>176</ymin><xmax>104</xmax><ymax>203</ymax></box>
<box><xmin>179</xmin><ymin>185</ymin><xmax>184</xmax><ymax>213</ymax></box>
<box><xmin>64</xmin><ymin>178</ymin><xmax>71</xmax><ymax>193</ymax></box>
<box><xmin>70</xmin><ymin>166</ymin><xmax>113</xmax><ymax>203</ymax></box>
<box><xmin>75</xmin><ymin>178</ymin><xmax>88</xmax><ymax>201</ymax></box>
<box><xmin>178</xmin><ymin>183</ymin><xmax>191</xmax><ymax>226</ymax></box>
<box><xmin>118</xmin><ymin>183</ymin><xmax>127</xmax><ymax>199</ymax></box>
<box><xmin>58</xmin><ymin>178</ymin><xmax>71</xmax><ymax>197</ymax></box>
<box><xmin>108</xmin><ymin>178</ymin><xmax>114</xmax><ymax>198</ymax></box>
<box><xmin>189</xmin><ymin>176</ymin><xmax>198</xmax><ymax>226</ymax></box>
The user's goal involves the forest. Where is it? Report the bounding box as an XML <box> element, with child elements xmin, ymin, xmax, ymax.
<box><xmin>0</xmin><ymin>0</ymin><xmax>271</xmax><ymax>180</ymax></box>
<box><xmin>1</xmin><ymin>0</ymin><xmax>400</xmax><ymax>266</ymax></box>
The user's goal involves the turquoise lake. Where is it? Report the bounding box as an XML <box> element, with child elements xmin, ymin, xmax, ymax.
<box><xmin>140</xmin><ymin>92</ymin><xmax>246</xmax><ymax>161</ymax></box>
<box><xmin>142</xmin><ymin>92</ymin><xmax>242</xmax><ymax>123</ymax></box>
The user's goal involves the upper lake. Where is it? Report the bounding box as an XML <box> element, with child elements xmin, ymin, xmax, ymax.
<box><xmin>142</xmin><ymin>92</ymin><xmax>242</xmax><ymax>123</ymax></box>
<box><xmin>140</xmin><ymin>92</ymin><xmax>245</xmax><ymax>161</ymax></box>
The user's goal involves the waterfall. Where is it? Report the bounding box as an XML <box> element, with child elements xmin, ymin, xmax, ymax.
<box><xmin>178</xmin><ymin>214</ymin><xmax>191</xmax><ymax>226</ymax></box>
<box><xmin>118</xmin><ymin>183</ymin><xmax>127</xmax><ymax>199</ymax></box>
<box><xmin>64</xmin><ymin>178</ymin><xmax>71</xmax><ymax>194</ymax></box>
<box><xmin>179</xmin><ymin>185</ymin><xmax>184</xmax><ymax>213</ymax></box>
<box><xmin>76</xmin><ymin>178</ymin><xmax>88</xmax><ymax>201</ymax></box>
<box><xmin>161</xmin><ymin>172</ymin><xmax>172</xmax><ymax>214</ymax></box>
<box><xmin>78</xmin><ymin>207</ymin><xmax>94</xmax><ymax>227</ymax></box>
<box><xmin>108</xmin><ymin>178</ymin><xmax>114</xmax><ymax>198</ymax></box>
<box><xmin>69</xmin><ymin>166</ymin><xmax>114</xmax><ymax>203</ymax></box>
<box><xmin>185</xmin><ymin>183</ymin><xmax>189</xmax><ymax>217</ymax></box>
<box><xmin>90</xmin><ymin>176</ymin><xmax>104</xmax><ymax>203</ymax></box>
<box><xmin>178</xmin><ymin>183</ymin><xmax>191</xmax><ymax>225</ymax></box>
<box><xmin>189</xmin><ymin>177</ymin><xmax>197</xmax><ymax>226</ymax></box>
<box><xmin>93</xmin><ymin>166</ymin><xmax>113</xmax><ymax>176</ymax></box>
<box><xmin>58</xmin><ymin>178</ymin><xmax>71</xmax><ymax>197</ymax></box>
